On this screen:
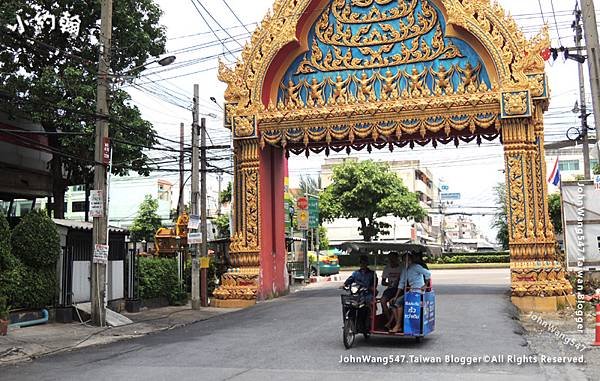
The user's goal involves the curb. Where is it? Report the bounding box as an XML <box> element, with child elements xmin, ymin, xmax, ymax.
<box><xmin>309</xmin><ymin>275</ymin><xmax>343</xmax><ymax>283</ymax></box>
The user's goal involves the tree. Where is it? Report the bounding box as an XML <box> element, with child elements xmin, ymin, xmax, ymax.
<box><xmin>548</xmin><ymin>193</ymin><xmax>562</xmax><ymax>235</ymax></box>
<box><xmin>299</xmin><ymin>175</ymin><xmax>320</xmax><ymax>195</ymax></box>
<box><xmin>214</xmin><ymin>214</ymin><xmax>230</xmax><ymax>238</ymax></box>
<box><xmin>594</xmin><ymin>163</ymin><xmax>600</xmax><ymax>175</ymax></box>
<box><xmin>219</xmin><ymin>182</ymin><xmax>232</xmax><ymax>205</ymax></box>
<box><xmin>492</xmin><ymin>183</ymin><xmax>509</xmax><ymax>250</ymax></box>
<box><xmin>318</xmin><ymin>226</ymin><xmax>329</xmax><ymax>250</ymax></box>
<box><xmin>11</xmin><ymin>210</ymin><xmax>60</xmax><ymax>268</ymax></box>
<box><xmin>320</xmin><ymin>160</ymin><xmax>426</xmax><ymax>241</ymax></box>
<box><xmin>130</xmin><ymin>195</ymin><xmax>163</xmax><ymax>242</ymax></box>
<box><xmin>0</xmin><ymin>1</ymin><xmax>167</xmax><ymax>218</ymax></box>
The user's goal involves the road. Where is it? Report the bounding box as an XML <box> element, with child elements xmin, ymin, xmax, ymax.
<box><xmin>1</xmin><ymin>269</ymin><xmax>588</xmax><ymax>380</ymax></box>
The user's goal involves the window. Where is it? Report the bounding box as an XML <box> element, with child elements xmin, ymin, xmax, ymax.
<box><xmin>72</xmin><ymin>201</ymin><xmax>86</xmax><ymax>213</ymax></box>
<box><xmin>559</xmin><ymin>160</ymin><xmax>580</xmax><ymax>171</ymax></box>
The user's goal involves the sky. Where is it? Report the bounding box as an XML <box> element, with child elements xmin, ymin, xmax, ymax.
<box><xmin>126</xmin><ymin>0</ymin><xmax>600</xmax><ymax>243</ymax></box>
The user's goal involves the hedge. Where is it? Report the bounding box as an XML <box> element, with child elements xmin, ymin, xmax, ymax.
<box><xmin>0</xmin><ymin>262</ymin><xmax>57</xmax><ymax>309</ymax></box>
<box><xmin>11</xmin><ymin>210</ymin><xmax>60</xmax><ymax>268</ymax></box>
<box><xmin>431</xmin><ymin>255</ymin><xmax>510</xmax><ymax>264</ymax></box>
<box><xmin>184</xmin><ymin>258</ymin><xmax>219</xmax><ymax>296</ymax></box>
<box><xmin>138</xmin><ymin>257</ymin><xmax>187</xmax><ymax>305</ymax></box>
<box><xmin>0</xmin><ymin>213</ymin><xmax>13</xmax><ymax>272</ymax></box>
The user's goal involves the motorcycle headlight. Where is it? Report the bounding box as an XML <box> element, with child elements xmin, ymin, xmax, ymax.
<box><xmin>351</xmin><ymin>285</ymin><xmax>359</xmax><ymax>294</ymax></box>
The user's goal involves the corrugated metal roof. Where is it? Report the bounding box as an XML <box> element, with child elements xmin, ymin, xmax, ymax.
<box><xmin>53</xmin><ymin>219</ymin><xmax>128</xmax><ymax>233</ymax></box>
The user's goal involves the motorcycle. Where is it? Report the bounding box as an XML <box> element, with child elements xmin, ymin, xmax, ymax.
<box><xmin>341</xmin><ymin>283</ymin><xmax>372</xmax><ymax>349</ymax></box>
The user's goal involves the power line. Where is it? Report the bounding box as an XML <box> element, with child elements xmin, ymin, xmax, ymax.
<box><xmin>189</xmin><ymin>0</ymin><xmax>238</xmax><ymax>60</ymax></box>
<box><xmin>221</xmin><ymin>0</ymin><xmax>252</xmax><ymax>34</ymax></box>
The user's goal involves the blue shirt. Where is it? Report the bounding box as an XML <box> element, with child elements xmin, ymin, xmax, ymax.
<box><xmin>397</xmin><ymin>264</ymin><xmax>431</xmax><ymax>290</ymax></box>
<box><xmin>344</xmin><ymin>268</ymin><xmax>377</xmax><ymax>296</ymax></box>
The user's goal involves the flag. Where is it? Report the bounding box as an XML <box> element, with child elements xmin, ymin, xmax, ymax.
<box><xmin>547</xmin><ymin>158</ymin><xmax>560</xmax><ymax>186</ymax></box>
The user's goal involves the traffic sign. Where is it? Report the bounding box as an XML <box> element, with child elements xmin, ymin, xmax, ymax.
<box><xmin>308</xmin><ymin>196</ymin><xmax>319</xmax><ymax>228</ymax></box>
<box><xmin>188</xmin><ymin>233</ymin><xmax>202</xmax><ymax>244</ymax></box>
<box><xmin>441</xmin><ymin>192</ymin><xmax>461</xmax><ymax>201</ymax></box>
<box><xmin>297</xmin><ymin>197</ymin><xmax>308</xmax><ymax>210</ymax></box>
<box><xmin>298</xmin><ymin>209</ymin><xmax>309</xmax><ymax>230</ymax></box>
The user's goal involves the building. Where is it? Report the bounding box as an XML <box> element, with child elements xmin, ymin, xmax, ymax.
<box><xmin>0</xmin><ymin>112</ymin><xmax>55</xmax><ymax>220</ymax></box>
<box><xmin>38</xmin><ymin>177</ymin><xmax>175</xmax><ymax>228</ymax></box>
<box><xmin>545</xmin><ymin>144</ymin><xmax>599</xmax><ymax>192</ymax></box>
<box><xmin>320</xmin><ymin>158</ymin><xmax>442</xmax><ymax>246</ymax></box>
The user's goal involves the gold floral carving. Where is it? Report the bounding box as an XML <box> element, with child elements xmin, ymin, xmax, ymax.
<box><xmin>333</xmin><ymin>0</ymin><xmax>418</xmax><ymax>24</ymax></box>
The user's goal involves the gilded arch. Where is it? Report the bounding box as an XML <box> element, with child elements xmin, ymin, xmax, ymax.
<box><xmin>214</xmin><ymin>0</ymin><xmax>573</xmax><ymax>311</ymax></box>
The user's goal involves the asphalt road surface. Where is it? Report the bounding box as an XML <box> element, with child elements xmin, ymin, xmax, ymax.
<box><xmin>1</xmin><ymin>269</ymin><xmax>587</xmax><ymax>381</ymax></box>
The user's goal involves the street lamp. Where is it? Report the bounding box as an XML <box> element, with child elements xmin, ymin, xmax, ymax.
<box><xmin>210</xmin><ymin>97</ymin><xmax>224</xmax><ymax>111</ymax></box>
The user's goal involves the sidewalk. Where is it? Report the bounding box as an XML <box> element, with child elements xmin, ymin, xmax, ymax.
<box><xmin>0</xmin><ymin>303</ymin><xmax>239</xmax><ymax>366</ymax></box>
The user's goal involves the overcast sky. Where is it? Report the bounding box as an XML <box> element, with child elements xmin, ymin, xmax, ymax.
<box><xmin>127</xmin><ymin>0</ymin><xmax>600</xmax><ymax>242</ymax></box>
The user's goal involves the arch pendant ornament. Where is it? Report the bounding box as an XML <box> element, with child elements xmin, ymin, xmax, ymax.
<box><xmin>214</xmin><ymin>0</ymin><xmax>574</xmax><ymax>311</ymax></box>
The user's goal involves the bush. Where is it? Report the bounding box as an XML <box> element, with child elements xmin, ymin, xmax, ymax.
<box><xmin>139</xmin><ymin>257</ymin><xmax>187</xmax><ymax>305</ymax></box>
<box><xmin>0</xmin><ymin>212</ymin><xmax>14</xmax><ymax>272</ymax></box>
<box><xmin>432</xmin><ymin>255</ymin><xmax>510</xmax><ymax>264</ymax></box>
<box><xmin>0</xmin><ymin>262</ymin><xmax>57</xmax><ymax>309</ymax></box>
<box><xmin>11</xmin><ymin>210</ymin><xmax>60</xmax><ymax>268</ymax></box>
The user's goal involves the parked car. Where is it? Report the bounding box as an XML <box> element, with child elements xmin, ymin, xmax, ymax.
<box><xmin>308</xmin><ymin>250</ymin><xmax>340</xmax><ymax>276</ymax></box>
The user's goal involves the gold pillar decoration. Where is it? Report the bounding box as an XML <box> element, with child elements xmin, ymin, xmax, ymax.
<box><xmin>212</xmin><ymin>138</ymin><xmax>261</xmax><ymax>308</ymax></box>
<box><xmin>502</xmin><ymin>113</ymin><xmax>572</xmax><ymax>303</ymax></box>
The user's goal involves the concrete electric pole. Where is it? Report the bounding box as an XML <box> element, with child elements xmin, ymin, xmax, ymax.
<box><xmin>581</xmin><ymin>0</ymin><xmax>600</xmax><ymax>163</ymax></box>
<box><xmin>200</xmin><ymin>117</ymin><xmax>208</xmax><ymax>307</ymax></box>
<box><xmin>178</xmin><ymin>122</ymin><xmax>185</xmax><ymax>215</ymax></box>
<box><xmin>191</xmin><ymin>85</ymin><xmax>200</xmax><ymax>310</ymax></box>
<box><xmin>574</xmin><ymin>7</ymin><xmax>592</xmax><ymax>179</ymax></box>
<box><xmin>91</xmin><ymin>0</ymin><xmax>112</xmax><ymax>327</ymax></box>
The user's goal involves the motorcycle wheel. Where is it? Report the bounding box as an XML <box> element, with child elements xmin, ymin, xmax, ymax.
<box><xmin>343</xmin><ymin>319</ymin><xmax>356</xmax><ymax>349</ymax></box>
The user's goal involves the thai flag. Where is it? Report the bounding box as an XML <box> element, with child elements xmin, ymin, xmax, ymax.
<box><xmin>547</xmin><ymin>158</ymin><xmax>560</xmax><ymax>186</ymax></box>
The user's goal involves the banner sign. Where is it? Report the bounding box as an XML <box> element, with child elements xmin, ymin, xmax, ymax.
<box><xmin>441</xmin><ymin>192</ymin><xmax>461</xmax><ymax>201</ymax></box>
<box><xmin>422</xmin><ymin>291</ymin><xmax>436</xmax><ymax>335</ymax></box>
<box><xmin>188</xmin><ymin>215</ymin><xmax>200</xmax><ymax>230</ymax></box>
<box><xmin>403</xmin><ymin>291</ymin><xmax>422</xmax><ymax>336</ymax></box>
<box><xmin>188</xmin><ymin>233</ymin><xmax>202</xmax><ymax>244</ymax></box>
<box><xmin>93</xmin><ymin>244</ymin><xmax>109</xmax><ymax>265</ymax></box>
<box><xmin>89</xmin><ymin>190</ymin><xmax>104</xmax><ymax>218</ymax></box>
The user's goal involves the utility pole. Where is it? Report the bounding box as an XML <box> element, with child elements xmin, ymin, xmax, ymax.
<box><xmin>191</xmin><ymin>85</ymin><xmax>200</xmax><ymax>310</ymax></box>
<box><xmin>91</xmin><ymin>0</ymin><xmax>112</xmax><ymax>327</ymax></box>
<box><xmin>200</xmin><ymin>117</ymin><xmax>208</xmax><ymax>307</ymax></box>
<box><xmin>581</xmin><ymin>0</ymin><xmax>600</xmax><ymax>162</ymax></box>
<box><xmin>178</xmin><ymin>122</ymin><xmax>185</xmax><ymax>215</ymax></box>
<box><xmin>574</xmin><ymin>6</ymin><xmax>592</xmax><ymax>179</ymax></box>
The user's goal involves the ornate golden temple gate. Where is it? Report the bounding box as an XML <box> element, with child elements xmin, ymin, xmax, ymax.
<box><xmin>213</xmin><ymin>0</ymin><xmax>573</xmax><ymax>311</ymax></box>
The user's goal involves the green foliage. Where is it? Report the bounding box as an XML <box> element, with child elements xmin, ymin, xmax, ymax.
<box><xmin>0</xmin><ymin>296</ymin><xmax>9</xmax><ymax>319</ymax></box>
<box><xmin>138</xmin><ymin>257</ymin><xmax>186</xmax><ymax>305</ymax></box>
<box><xmin>0</xmin><ymin>262</ymin><xmax>57</xmax><ymax>310</ymax></box>
<box><xmin>320</xmin><ymin>160</ymin><xmax>426</xmax><ymax>241</ymax></box>
<box><xmin>219</xmin><ymin>182</ymin><xmax>232</xmax><ymax>205</ymax></box>
<box><xmin>11</xmin><ymin>210</ymin><xmax>60</xmax><ymax>268</ymax></box>
<box><xmin>0</xmin><ymin>0</ymin><xmax>167</xmax><ymax>216</ymax></box>
<box><xmin>214</xmin><ymin>215</ymin><xmax>230</xmax><ymax>238</ymax></box>
<box><xmin>318</xmin><ymin>226</ymin><xmax>329</xmax><ymax>250</ymax></box>
<box><xmin>431</xmin><ymin>254</ymin><xmax>510</xmax><ymax>264</ymax></box>
<box><xmin>548</xmin><ymin>193</ymin><xmax>562</xmax><ymax>235</ymax></box>
<box><xmin>299</xmin><ymin>175</ymin><xmax>320</xmax><ymax>196</ymax></box>
<box><xmin>593</xmin><ymin>163</ymin><xmax>600</xmax><ymax>175</ymax></box>
<box><xmin>0</xmin><ymin>212</ymin><xmax>13</xmax><ymax>272</ymax></box>
<box><xmin>492</xmin><ymin>183</ymin><xmax>509</xmax><ymax>250</ymax></box>
<box><xmin>130</xmin><ymin>195</ymin><xmax>163</xmax><ymax>242</ymax></box>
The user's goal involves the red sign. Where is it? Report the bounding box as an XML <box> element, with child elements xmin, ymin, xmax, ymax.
<box><xmin>102</xmin><ymin>137</ymin><xmax>111</xmax><ymax>165</ymax></box>
<box><xmin>297</xmin><ymin>197</ymin><xmax>308</xmax><ymax>210</ymax></box>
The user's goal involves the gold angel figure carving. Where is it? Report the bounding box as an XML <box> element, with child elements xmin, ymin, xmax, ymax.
<box><xmin>377</xmin><ymin>69</ymin><xmax>400</xmax><ymax>100</ymax></box>
<box><xmin>354</xmin><ymin>72</ymin><xmax>377</xmax><ymax>102</ymax></box>
<box><xmin>403</xmin><ymin>67</ymin><xmax>428</xmax><ymax>97</ymax></box>
<box><xmin>456</xmin><ymin>62</ymin><xmax>481</xmax><ymax>93</ymax></box>
<box><xmin>430</xmin><ymin>64</ymin><xmax>454</xmax><ymax>95</ymax></box>
<box><xmin>327</xmin><ymin>74</ymin><xmax>352</xmax><ymax>104</ymax></box>
<box><xmin>307</xmin><ymin>77</ymin><xmax>326</xmax><ymax>106</ymax></box>
<box><xmin>281</xmin><ymin>79</ymin><xmax>303</xmax><ymax>107</ymax></box>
